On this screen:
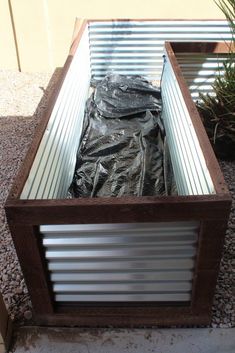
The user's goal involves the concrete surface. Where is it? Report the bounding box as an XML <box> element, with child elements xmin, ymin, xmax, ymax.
<box><xmin>11</xmin><ymin>327</ymin><xmax>235</xmax><ymax>353</ymax></box>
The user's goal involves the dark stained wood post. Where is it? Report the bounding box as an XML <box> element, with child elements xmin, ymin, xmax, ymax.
<box><xmin>191</xmin><ymin>219</ymin><xmax>230</xmax><ymax>316</ymax></box>
<box><xmin>0</xmin><ymin>293</ymin><xmax>12</xmax><ymax>351</ymax></box>
<box><xmin>7</xmin><ymin>223</ymin><xmax>54</xmax><ymax>315</ymax></box>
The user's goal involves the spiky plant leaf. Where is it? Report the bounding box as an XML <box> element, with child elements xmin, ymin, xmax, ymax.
<box><xmin>197</xmin><ymin>0</ymin><xmax>235</xmax><ymax>159</ymax></box>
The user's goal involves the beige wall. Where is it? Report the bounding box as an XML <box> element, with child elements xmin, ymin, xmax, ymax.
<box><xmin>0</xmin><ymin>0</ymin><xmax>18</xmax><ymax>69</ymax></box>
<box><xmin>1</xmin><ymin>0</ymin><xmax>225</xmax><ymax>72</ymax></box>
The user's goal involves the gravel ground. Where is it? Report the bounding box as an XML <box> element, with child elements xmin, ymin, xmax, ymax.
<box><xmin>0</xmin><ymin>69</ymin><xmax>234</xmax><ymax>327</ymax></box>
<box><xmin>212</xmin><ymin>160</ymin><xmax>235</xmax><ymax>328</ymax></box>
<box><xmin>0</xmin><ymin>69</ymin><xmax>61</xmax><ymax>323</ymax></box>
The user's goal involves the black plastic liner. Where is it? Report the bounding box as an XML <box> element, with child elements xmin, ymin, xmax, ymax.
<box><xmin>93</xmin><ymin>74</ymin><xmax>161</xmax><ymax>118</ymax></box>
<box><xmin>68</xmin><ymin>74</ymin><xmax>176</xmax><ymax>198</ymax></box>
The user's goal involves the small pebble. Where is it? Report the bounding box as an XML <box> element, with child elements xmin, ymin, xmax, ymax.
<box><xmin>24</xmin><ymin>310</ymin><xmax>33</xmax><ymax>321</ymax></box>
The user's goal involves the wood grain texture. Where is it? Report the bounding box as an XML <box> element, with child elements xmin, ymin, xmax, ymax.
<box><xmin>0</xmin><ymin>295</ymin><xmax>12</xmax><ymax>352</ymax></box>
<box><xmin>5</xmin><ymin>195</ymin><xmax>231</xmax><ymax>225</ymax></box>
<box><xmin>191</xmin><ymin>219</ymin><xmax>230</xmax><ymax>314</ymax></box>
<box><xmin>35</xmin><ymin>307</ymin><xmax>211</xmax><ymax>327</ymax></box>
<box><xmin>0</xmin><ymin>294</ymin><xmax>9</xmax><ymax>340</ymax></box>
<box><xmin>7</xmin><ymin>224</ymin><xmax>54</xmax><ymax>314</ymax></box>
<box><xmin>169</xmin><ymin>41</ymin><xmax>235</xmax><ymax>53</ymax></box>
<box><xmin>69</xmin><ymin>19</ymin><xmax>88</xmax><ymax>56</ymax></box>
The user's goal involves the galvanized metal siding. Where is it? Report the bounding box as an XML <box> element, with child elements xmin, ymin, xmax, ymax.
<box><xmin>161</xmin><ymin>54</ymin><xmax>215</xmax><ymax>195</ymax></box>
<box><xmin>40</xmin><ymin>221</ymin><xmax>199</xmax><ymax>302</ymax></box>
<box><xmin>175</xmin><ymin>53</ymin><xmax>230</xmax><ymax>101</ymax></box>
<box><xmin>89</xmin><ymin>20</ymin><xmax>231</xmax><ymax>81</ymax></box>
<box><xmin>20</xmin><ymin>27</ymin><xmax>91</xmax><ymax>200</ymax></box>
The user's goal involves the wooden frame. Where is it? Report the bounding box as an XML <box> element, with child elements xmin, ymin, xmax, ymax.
<box><xmin>0</xmin><ymin>294</ymin><xmax>12</xmax><ymax>352</ymax></box>
<box><xmin>5</xmin><ymin>20</ymin><xmax>231</xmax><ymax>327</ymax></box>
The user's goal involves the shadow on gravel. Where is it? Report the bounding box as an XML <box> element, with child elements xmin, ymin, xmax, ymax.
<box><xmin>0</xmin><ymin>67</ymin><xmax>62</xmax><ymax>325</ymax></box>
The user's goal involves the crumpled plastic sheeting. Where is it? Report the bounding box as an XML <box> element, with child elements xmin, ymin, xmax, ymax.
<box><xmin>68</xmin><ymin>74</ymin><xmax>174</xmax><ymax>198</ymax></box>
<box><xmin>94</xmin><ymin>74</ymin><xmax>162</xmax><ymax>118</ymax></box>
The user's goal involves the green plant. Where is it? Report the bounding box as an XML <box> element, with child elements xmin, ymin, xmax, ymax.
<box><xmin>197</xmin><ymin>0</ymin><xmax>235</xmax><ymax>160</ymax></box>
<box><xmin>215</xmin><ymin>0</ymin><xmax>235</xmax><ymax>38</ymax></box>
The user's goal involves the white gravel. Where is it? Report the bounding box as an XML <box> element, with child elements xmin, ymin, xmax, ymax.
<box><xmin>0</xmin><ymin>69</ymin><xmax>234</xmax><ymax>327</ymax></box>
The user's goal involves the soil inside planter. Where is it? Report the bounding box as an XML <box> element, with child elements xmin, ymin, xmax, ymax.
<box><xmin>208</xmin><ymin>135</ymin><xmax>235</xmax><ymax>161</ymax></box>
<box><xmin>197</xmin><ymin>107</ymin><xmax>235</xmax><ymax>161</ymax></box>
<box><xmin>68</xmin><ymin>74</ymin><xmax>177</xmax><ymax>198</ymax></box>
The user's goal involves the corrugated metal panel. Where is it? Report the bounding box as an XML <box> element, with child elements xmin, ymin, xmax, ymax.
<box><xmin>89</xmin><ymin>20</ymin><xmax>231</xmax><ymax>81</ymax></box>
<box><xmin>175</xmin><ymin>53</ymin><xmax>229</xmax><ymax>101</ymax></box>
<box><xmin>20</xmin><ymin>26</ymin><xmax>91</xmax><ymax>200</ymax></box>
<box><xmin>55</xmin><ymin>293</ymin><xmax>191</xmax><ymax>301</ymax></box>
<box><xmin>161</xmin><ymin>54</ymin><xmax>215</xmax><ymax>195</ymax></box>
<box><xmin>40</xmin><ymin>221</ymin><xmax>199</xmax><ymax>302</ymax></box>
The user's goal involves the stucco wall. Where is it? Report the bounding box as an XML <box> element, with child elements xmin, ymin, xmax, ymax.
<box><xmin>1</xmin><ymin>0</ymin><xmax>225</xmax><ymax>71</ymax></box>
<box><xmin>0</xmin><ymin>0</ymin><xmax>18</xmax><ymax>69</ymax></box>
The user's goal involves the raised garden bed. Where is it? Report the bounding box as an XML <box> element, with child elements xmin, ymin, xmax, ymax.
<box><xmin>5</xmin><ymin>19</ymin><xmax>231</xmax><ymax>327</ymax></box>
